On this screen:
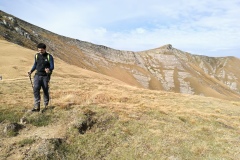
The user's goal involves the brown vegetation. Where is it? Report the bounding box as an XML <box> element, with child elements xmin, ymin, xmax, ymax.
<box><xmin>0</xmin><ymin>40</ymin><xmax>240</xmax><ymax>159</ymax></box>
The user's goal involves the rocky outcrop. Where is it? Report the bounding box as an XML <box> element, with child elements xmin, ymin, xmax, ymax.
<box><xmin>0</xmin><ymin>15</ymin><xmax>30</xmax><ymax>40</ymax></box>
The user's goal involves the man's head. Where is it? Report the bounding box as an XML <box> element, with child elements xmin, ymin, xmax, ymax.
<box><xmin>37</xmin><ymin>43</ymin><xmax>46</xmax><ymax>54</ymax></box>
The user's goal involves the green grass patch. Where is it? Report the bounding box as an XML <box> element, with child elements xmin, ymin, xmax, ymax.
<box><xmin>28</xmin><ymin>114</ymin><xmax>52</xmax><ymax>127</ymax></box>
<box><xmin>18</xmin><ymin>138</ymin><xmax>35</xmax><ymax>147</ymax></box>
<box><xmin>6</xmin><ymin>130</ymin><xmax>18</xmax><ymax>137</ymax></box>
<box><xmin>0</xmin><ymin>108</ymin><xmax>23</xmax><ymax>123</ymax></box>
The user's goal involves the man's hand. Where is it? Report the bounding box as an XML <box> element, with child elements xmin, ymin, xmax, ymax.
<box><xmin>45</xmin><ymin>68</ymin><xmax>50</xmax><ymax>74</ymax></box>
<box><xmin>28</xmin><ymin>71</ymin><xmax>32</xmax><ymax>76</ymax></box>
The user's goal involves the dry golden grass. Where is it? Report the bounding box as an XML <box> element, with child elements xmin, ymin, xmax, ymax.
<box><xmin>0</xmin><ymin>40</ymin><xmax>240</xmax><ymax>159</ymax></box>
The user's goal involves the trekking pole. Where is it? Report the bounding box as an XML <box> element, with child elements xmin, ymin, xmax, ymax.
<box><xmin>47</xmin><ymin>73</ymin><xmax>51</xmax><ymax>107</ymax></box>
<box><xmin>28</xmin><ymin>73</ymin><xmax>34</xmax><ymax>89</ymax></box>
<box><xmin>49</xmin><ymin>82</ymin><xmax>51</xmax><ymax>107</ymax></box>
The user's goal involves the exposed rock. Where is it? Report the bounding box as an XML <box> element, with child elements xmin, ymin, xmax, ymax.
<box><xmin>3</xmin><ymin>122</ymin><xmax>23</xmax><ymax>136</ymax></box>
<box><xmin>20</xmin><ymin>117</ymin><xmax>28</xmax><ymax>124</ymax></box>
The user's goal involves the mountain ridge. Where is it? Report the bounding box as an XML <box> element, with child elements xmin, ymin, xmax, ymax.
<box><xmin>0</xmin><ymin>11</ymin><xmax>240</xmax><ymax>160</ymax></box>
<box><xmin>0</xmin><ymin>10</ymin><xmax>239</xmax><ymax>100</ymax></box>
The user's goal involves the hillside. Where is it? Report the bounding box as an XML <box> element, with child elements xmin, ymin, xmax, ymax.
<box><xmin>0</xmin><ymin>10</ymin><xmax>240</xmax><ymax>101</ymax></box>
<box><xmin>1</xmin><ymin>40</ymin><xmax>240</xmax><ymax>159</ymax></box>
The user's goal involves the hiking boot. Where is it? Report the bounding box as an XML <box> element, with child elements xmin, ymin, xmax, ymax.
<box><xmin>31</xmin><ymin>108</ymin><xmax>40</xmax><ymax>112</ymax></box>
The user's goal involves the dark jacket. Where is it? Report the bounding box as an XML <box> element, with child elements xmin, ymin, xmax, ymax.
<box><xmin>30</xmin><ymin>52</ymin><xmax>54</xmax><ymax>76</ymax></box>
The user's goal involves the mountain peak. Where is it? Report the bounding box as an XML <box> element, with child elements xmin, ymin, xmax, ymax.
<box><xmin>159</xmin><ymin>44</ymin><xmax>173</xmax><ymax>50</ymax></box>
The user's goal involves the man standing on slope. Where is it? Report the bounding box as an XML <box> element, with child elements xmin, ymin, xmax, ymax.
<box><xmin>28</xmin><ymin>43</ymin><xmax>54</xmax><ymax>112</ymax></box>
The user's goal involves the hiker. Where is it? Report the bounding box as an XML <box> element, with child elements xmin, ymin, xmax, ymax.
<box><xmin>28</xmin><ymin>43</ymin><xmax>54</xmax><ymax>112</ymax></box>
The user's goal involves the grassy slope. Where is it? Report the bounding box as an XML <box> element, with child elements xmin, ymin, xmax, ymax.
<box><xmin>0</xmin><ymin>40</ymin><xmax>240</xmax><ymax>159</ymax></box>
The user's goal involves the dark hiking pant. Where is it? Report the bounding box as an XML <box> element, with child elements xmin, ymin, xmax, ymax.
<box><xmin>33</xmin><ymin>75</ymin><xmax>50</xmax><ymax>109</ymax></box>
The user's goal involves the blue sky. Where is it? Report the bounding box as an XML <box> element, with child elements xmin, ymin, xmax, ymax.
<box><xmin>1</xmin><ymin>0</ymin><xmax>240</xmax><ymax>58</ymax></box>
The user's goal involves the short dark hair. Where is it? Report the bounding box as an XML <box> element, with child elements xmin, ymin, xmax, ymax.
<box><xmin>37</xmin><ymin>43</ymin><xmax>46</xmax><ymax>49</ymax></box>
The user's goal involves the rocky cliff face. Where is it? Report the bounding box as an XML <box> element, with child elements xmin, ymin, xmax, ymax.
<box><xmin>0</xmin><ymin>10</ymin><xmax>239</xmax><ymax>100</ymax></box>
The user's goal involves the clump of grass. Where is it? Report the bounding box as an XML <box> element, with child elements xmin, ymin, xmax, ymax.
<box><xmin>178</xmin><ymin>116</ymin><xmax>187</xmax><ymax>123</ymax></box>
<box><xmin>0</xmin><ymin>108</ymin><xmax>23</xmax><ymax>123</ymax></box>
<box><xmin>6</xmin><ymin>130</ymin><xmax>18</xmax><ymax>137</ymax></box>
<box><xmin>18</xmin><ymin>138</ymin><xmax>35</xmax><ymax>147</ymax></box>
<box><xmin>28</xmin><ymin>114</ymin><xmax>52</xmax><ymax>127</ymax></box>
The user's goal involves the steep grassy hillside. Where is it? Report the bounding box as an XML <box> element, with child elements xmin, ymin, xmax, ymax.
<box><xmin>0</xmin><ymin>40</ymin><xmax>240</xmax><ymax>159</ymax></box>
<box><xmin>1</xmin><ymin>10</ymin><xmax>240</xmax><ymax>101</ymax></box>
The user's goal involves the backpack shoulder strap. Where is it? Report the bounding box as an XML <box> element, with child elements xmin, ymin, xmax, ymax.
<box><xmin>35</xmin><ymin>53</ymin><xmax>39</xmax><ymax>61</ymax></box>
<box><xmin>47</xmin><ymin>53</ymin><xmax>50</xmax><ymax>61</ymax></box>
<box><xmin>35</xmin><ymin>53</ymin><xmax>51</xmax><ymax>62</ymax></box>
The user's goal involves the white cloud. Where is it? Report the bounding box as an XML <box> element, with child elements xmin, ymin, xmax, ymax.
<box><xmin>94</xmin><ymin>28</ymin><xmax>107</xmax><ymax>36</ymax></box>
<box><xmin>132</xmin><ymin>28</ymin><xmax>146</xmax><ymax>34</ymax></box>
